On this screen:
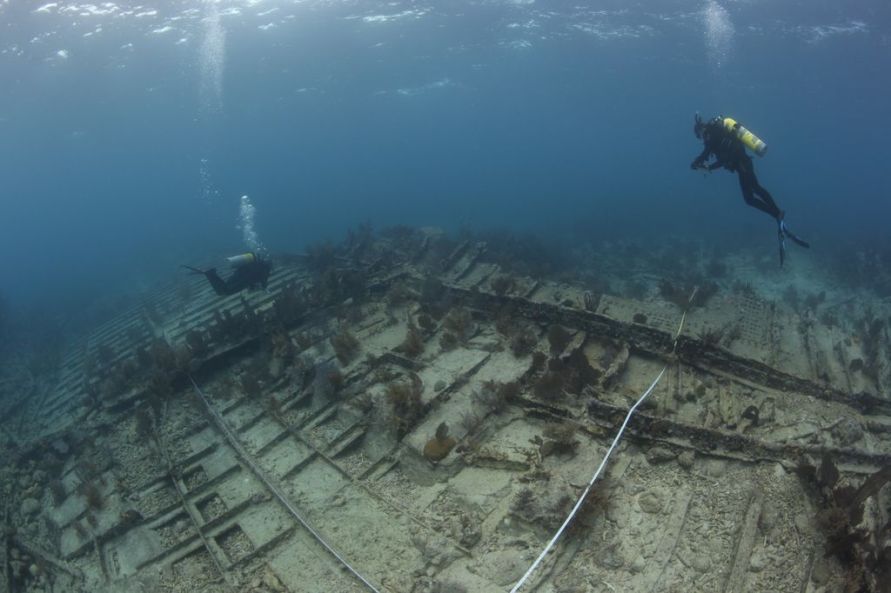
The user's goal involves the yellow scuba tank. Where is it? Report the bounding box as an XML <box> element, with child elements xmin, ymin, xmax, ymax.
<box><xmin>723</xmin><ymin>117</ymin><xmax>768</xmax><ymax>157</ymax></box>
<box><xmin>226</xmin><ymin>252</ymin><xmax>256</xmax><ymax>268</ymax></box>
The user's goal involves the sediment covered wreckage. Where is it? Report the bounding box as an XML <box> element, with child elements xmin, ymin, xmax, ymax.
<box><xmin>1</xmin><ymin>227</ymin><xmax>889</xmax><ymax>593</ymax></box>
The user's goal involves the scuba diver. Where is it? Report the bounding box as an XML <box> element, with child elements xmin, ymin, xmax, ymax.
<box><xmin>691</xmin><ymin>113</ymin><xmax>810</xmax><ymax>266</ymax></box>
<box><xmin>183</xmin><ymin>252</ymin><xmax>272</xmax><ymax>296</ymax></box>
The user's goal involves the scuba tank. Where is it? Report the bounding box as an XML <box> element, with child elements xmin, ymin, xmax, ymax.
<box><xmin>226</xmin><ymin>252</ymin><xmax>257</xmax><ymax>268</ymax></box>
<box><xmin>723</xmin><ymin>117</ymin><xmax>768</xmax><ymax>157</ymax></box>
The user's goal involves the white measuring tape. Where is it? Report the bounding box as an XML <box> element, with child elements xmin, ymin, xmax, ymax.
<box><xmin>510</xmin><ymin>288</ymin><xmax>697</xmax><ymax>593</ymax></box>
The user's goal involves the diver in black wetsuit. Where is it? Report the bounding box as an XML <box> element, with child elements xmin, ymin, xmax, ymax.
<box><xmin>691</xmin><ymin>113</ymin><xmax>809</xmax><ymax>266</ymax></box>
<box><xmin>183</xmin><ymin>253</ymin><xmax>272</xmax><ymax>296</ymax></box>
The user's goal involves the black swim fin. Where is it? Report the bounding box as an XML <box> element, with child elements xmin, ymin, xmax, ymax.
<box><xmin>778</xmin><ymin>230</ymin><xmax>786</xmax><ymax>267</ymax></box>
<box><xmin>779</xmin><ymin>220</ymin><xmax>810</xmax><ymax>249</ymax></box>
<box><xmin>182</xmin><ymin>265</ymin><xmax>209</xmax><ymax>276</ymax></box>
<box><xmin>784</xmin><ymin>229</ymin><xmax>810</xmax><ymax>249</ymax></box>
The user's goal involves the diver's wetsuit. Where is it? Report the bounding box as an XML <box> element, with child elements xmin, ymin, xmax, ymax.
<box><xmin>184</xmin><ymin>258</ymin><xmax>272</xmax><ymax>296</ymax></box>
<box><xmin>691</xmin><ymin>118</ymin><xmax>782</xmax><ymax>220</ymax></box>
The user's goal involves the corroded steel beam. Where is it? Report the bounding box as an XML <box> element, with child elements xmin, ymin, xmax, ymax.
<box><xmin>519</xmin><ymin>394</ymin><xmax>891</xmax><ymax>472</ymax></box>
<box><xmin>444</xmin><ymin>285</ymin><xmax>890</xmax><ymax>415</ymax></box>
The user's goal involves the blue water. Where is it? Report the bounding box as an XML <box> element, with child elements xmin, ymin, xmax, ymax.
<box><xmin>1</xmin><ymin>0</ymin><xmax>889</xmax><ymax>314</ymax></box>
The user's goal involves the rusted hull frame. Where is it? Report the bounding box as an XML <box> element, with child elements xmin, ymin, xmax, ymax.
<box><xmin>443</xmin><ymin>285</ymin><xmax>890</xmax><ymax>414</ymax></box>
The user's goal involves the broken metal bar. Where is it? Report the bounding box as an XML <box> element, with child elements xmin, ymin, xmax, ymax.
<box><xmin>11</xmin><ymin>537</ymin><xmax>83</xmax><ymax>582</ymax></box>
<box><xmin>2</xmin><ymin>504</ymin><xmax>9</xmax><ymax>593</ymax></box>
<box><xmin>723</xmin><ymin>490</ymin><xmax>764</xmax><ymax>593</ymax></box>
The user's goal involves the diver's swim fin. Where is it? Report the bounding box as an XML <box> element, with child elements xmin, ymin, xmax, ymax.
<box><xmin>779</xmin><ymin>220</ymin><xmax>810</xmax><ymax>249</ymax></box>
<box><xmin>778</xmin><ymin>230</ymin><xmax>786</xmax><ymax>267</ymax></box>
<box><xmin>776</xmin><ymin>219</ymin><xmax>809</xmax><ymax>266</ymax></box>
<box><xmin>181</xmin><ymin>265</ymin><xmax>208</xmax><ymax>275</ymax></box>
<box><xmin>784</xmin><ymin>228</ymin><xmax>810</xmax><ymax>248</ymax></box>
